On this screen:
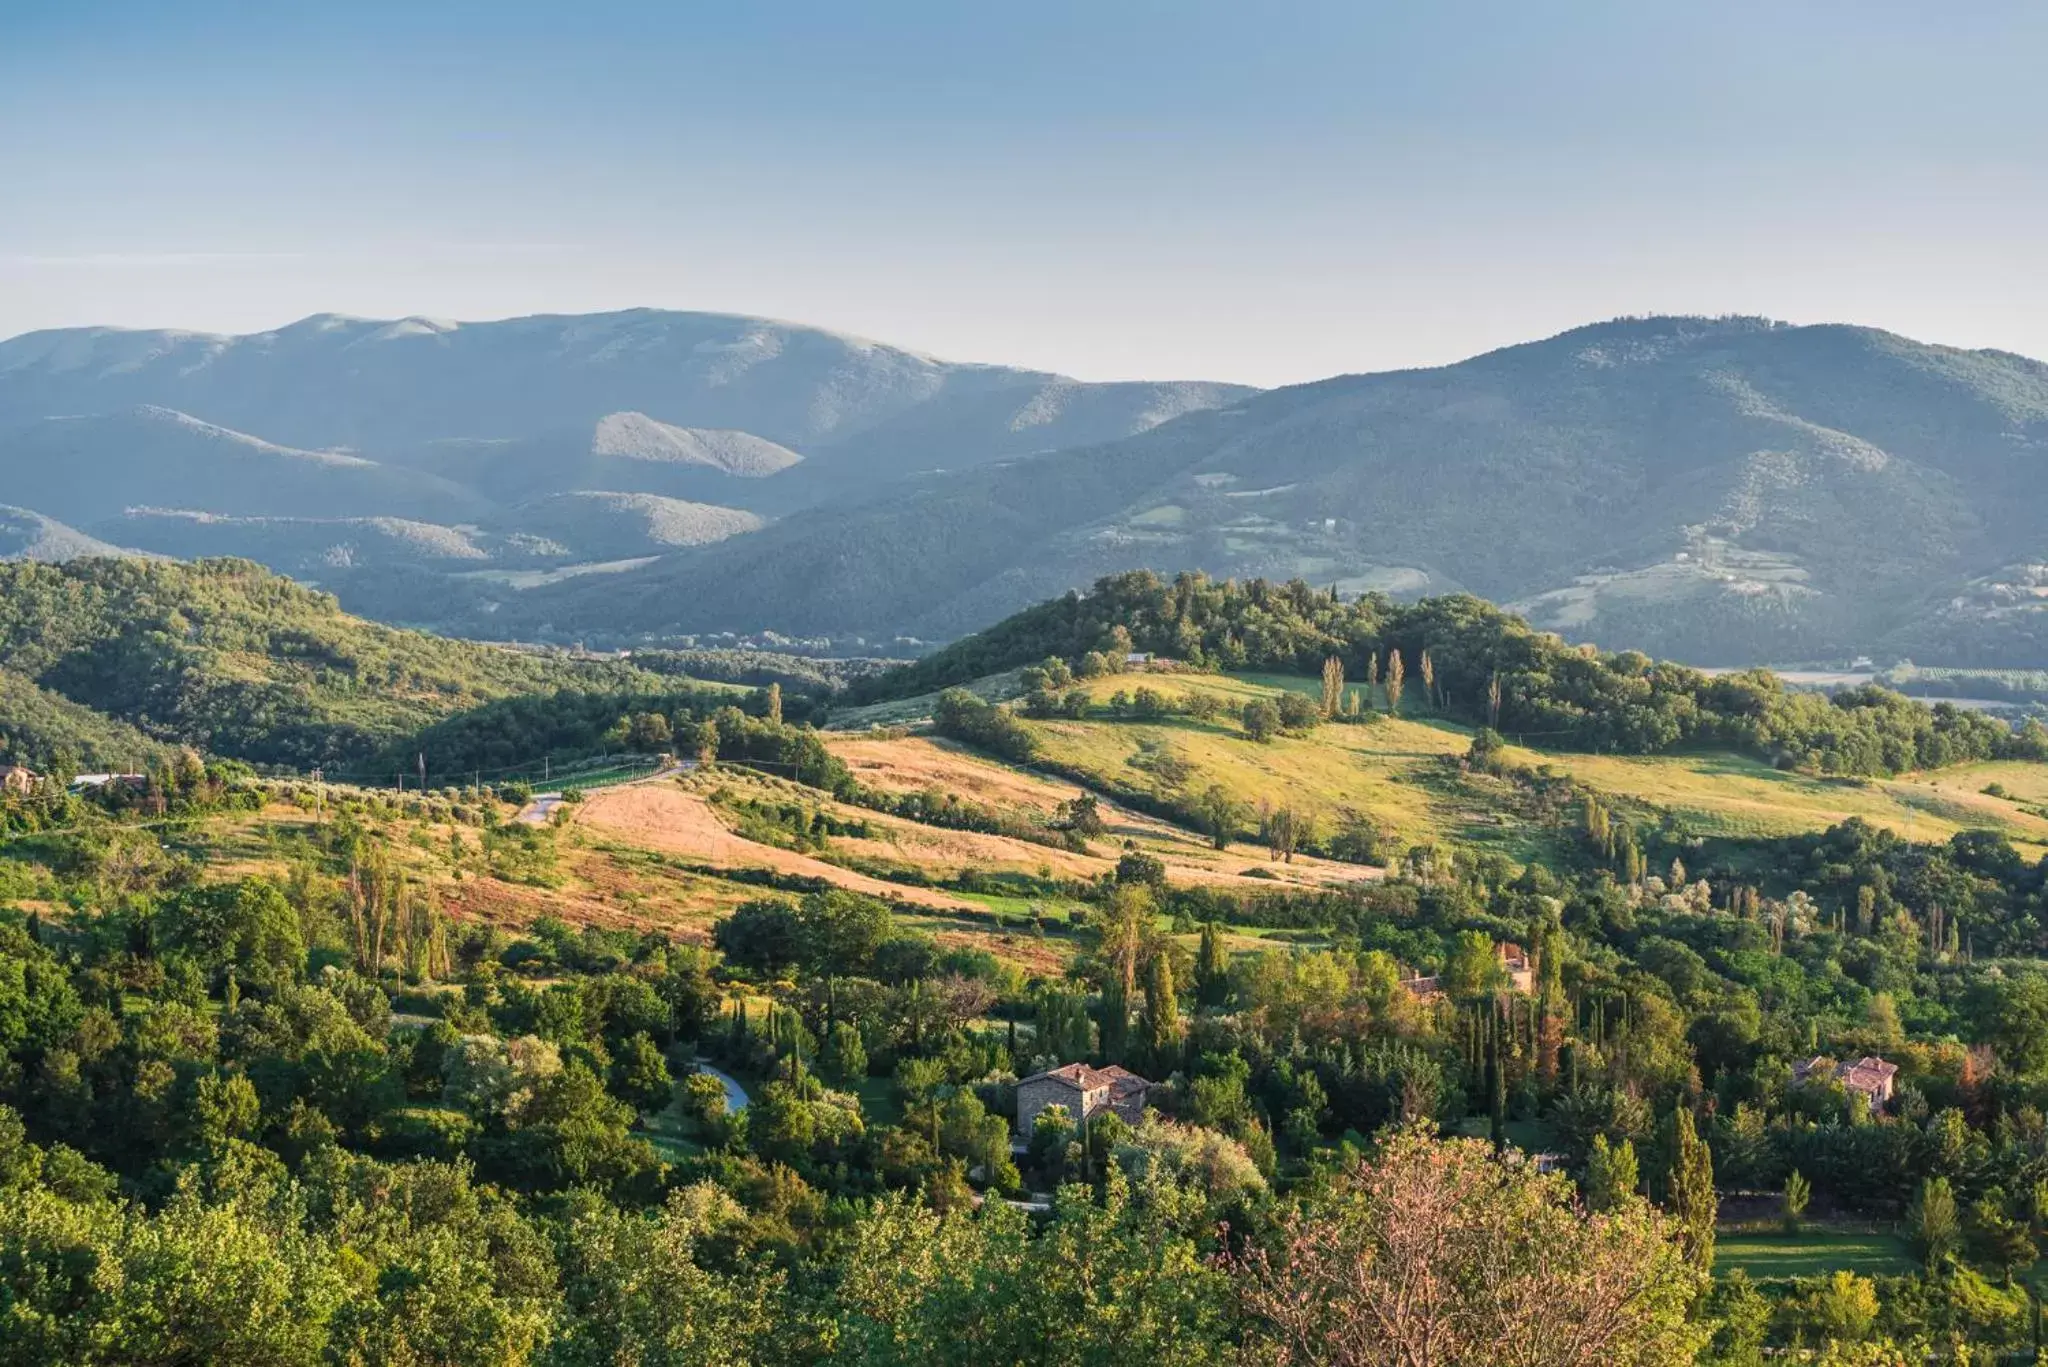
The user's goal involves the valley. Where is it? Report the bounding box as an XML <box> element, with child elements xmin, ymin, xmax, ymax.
<box><xmin>6</xmin><ymin>556</ymin><xmax>2048</xmax><ymax>1361</ymax></box>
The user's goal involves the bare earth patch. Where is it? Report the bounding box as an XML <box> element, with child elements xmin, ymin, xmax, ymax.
<box><xmin>573</xmin><ymin>782</ymin><xmax>979</xmax><ymax>911</ymax></box>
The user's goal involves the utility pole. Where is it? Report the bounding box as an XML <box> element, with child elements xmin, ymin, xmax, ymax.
<box><xmin>417</xmin><ymin>752</ymin><xmax>426</xmax><ymax>793</ymax></box>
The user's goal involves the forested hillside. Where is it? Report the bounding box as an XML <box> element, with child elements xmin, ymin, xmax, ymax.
<box><xmin>5</xmin><ymin>658</ymin><xmax>2048</xmax><ymax>1358</ymax></box>
<box><xmin>861</xmin><ymin>571</ymin><xmax>2048</xmax><ymax>777</ymax></box>
<box><xmin>0</xmin><ymin>558</ymin><xmax>651</xmax><ymax>768</ymax></box>
<box><xmin>0</xmin><ymin>669</ymin><xmax>176</xmax><ymax>773</ymax></box>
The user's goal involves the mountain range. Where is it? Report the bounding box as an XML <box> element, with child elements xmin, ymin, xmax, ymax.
<box><xmin>3</xmin><ymin>309</ymin><xmax>2045</xmax><ymax>664</ymax></box>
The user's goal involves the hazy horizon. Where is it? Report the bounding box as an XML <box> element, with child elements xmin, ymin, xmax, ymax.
<box><xmin>6</xmin><ymin>1</ymin><xmax>2046</xmax><ymax>387</ymax></box>
<box><xmin>8</xmin><ymin>304</ymin><xmax>2044</xmax><ymax>393</ymax></box>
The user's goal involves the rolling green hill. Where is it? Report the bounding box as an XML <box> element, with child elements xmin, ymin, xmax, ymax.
<box><xmin>0</xmin><ymin>668</ymin><xmax>177</xmax><ymax>773</ymax></box>
<box><xmin>0</xmin><ymin>557</ymin><xmax>654</xmax><ymax>768</ymax></box>
<box><xmin>853</xmin><ymin>570</ymin><xmax>2048</xmax><ymax>779</ymax></box>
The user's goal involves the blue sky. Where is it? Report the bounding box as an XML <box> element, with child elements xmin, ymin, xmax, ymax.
<box><xmin>3</xmin><ymin>1</ymin><xmax>2045</xmax><ymax>384</ymax></box>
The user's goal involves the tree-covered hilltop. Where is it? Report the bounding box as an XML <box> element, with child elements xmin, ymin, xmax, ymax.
<box><xmin>857</xmin><ymin>571</ymin><xmax>2048</xmax><ymax>776</ymax></box>
<box><xmin>0</xmin><ymin>669</ymin><xmax>177</xmax><ymax>774</ymax></box>
<box><xmin>0</xmin><ymin>558</ymin><xmax>654</xmax><ymax>769</ymax></box>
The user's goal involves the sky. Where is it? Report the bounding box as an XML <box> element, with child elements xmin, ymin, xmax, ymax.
<box><xmin>3</xmin><ymin>1</ymin><xmax>2046</xmax><ymax>387</ymax></box>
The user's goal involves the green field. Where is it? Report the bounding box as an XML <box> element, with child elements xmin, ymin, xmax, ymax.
<box><xmin>1017</xmin><ymin>670</ymin><xmax>2048</xmax><ymax>864</ymax></box>
<box><xmin>1715</xmin><ymin>1229</ymin><xmax>1916</xmax><ymax>1281</ymax></box>
<box><xmin>1529</xmin><ymin>749</ymin><xmax>2048</xmax><ymax>855</ymax></box>
<box><xmin>1026</xmin><ymin>673</ymin><xmax>1529</xmax><ymax>855</ymax></box>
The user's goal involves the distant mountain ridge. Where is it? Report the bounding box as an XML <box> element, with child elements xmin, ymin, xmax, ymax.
<box><xmin>0</xmin><ymin>308</ymin><xmax>1248</xmax><ymax>463</ymax></box>
<box><xmin>497</xmin><ymin>315</ymin><xmax>2048</xmax><ymax>663</ymax></box>
<box><xmin>0</xmin><ymin>505</ymin><xmax>134</xmax><ymax>563</ymax></box>
<box><xmin>4</xmin><ymin>309</ymin><xmax>2045</xmax><ymax>663</ymax></box>
<box><xmin>0</xmin><ymin>307</ymin><xmax>1248</xmax><ymax>609</ymax></box>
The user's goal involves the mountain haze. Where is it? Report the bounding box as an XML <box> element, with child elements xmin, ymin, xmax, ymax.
<box><xmin>0</xmin><ymin>308</ymin><xmax>1249</xmax><ymax>471</ymax></box>
<box><xmin>3</xmin><ymin>310</ymin><xmax>2044</xmax><ymax>662</ymax></box>
<box><xmin>0</xmin><ymin>505</ymin><xmax>133</xmax><ymax>563</ymax></box>
<box><xmin>506</xmin><ymin>316</ymin><xmax>2048</xmax><ymax>663</ymax></box>
<box><xmin>0</xmin><ymin>406</ymin><xmax>486</xmax><ymax>525</ymax></box>
<box><xmin>0</xmin><ymin>307</ymin><xmax>1248</xmax><ymax>611</ymax></box>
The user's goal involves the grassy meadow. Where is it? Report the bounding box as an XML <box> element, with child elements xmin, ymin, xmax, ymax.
<box><xmin>1000</xmin><ymin>669</ymin><xmax>2048</xmax><ymax>864</ymax></box>
<box><xmin>1715</xmin><ymin>1228</ymin><xmax>1917</xmax><ymax>1281</ymax></box>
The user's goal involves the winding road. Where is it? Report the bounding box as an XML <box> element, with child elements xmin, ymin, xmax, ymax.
<box><xmin>694</xmin><ymin>1063</ymin><xmax>749</xmax><ymax>1114</ymax></box>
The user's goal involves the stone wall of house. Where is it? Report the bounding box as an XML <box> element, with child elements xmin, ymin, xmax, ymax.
<box><xmin>1016</xmin><ymin>1077</ymin><xmax>1082</xmax><ymax>1137</ymax></box>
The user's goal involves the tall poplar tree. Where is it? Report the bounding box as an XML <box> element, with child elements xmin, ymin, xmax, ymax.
<box><xmin>1666</xmin><ymin>1107</ymin><xmax>1717</xmax><ymax>1271</ymax></box>
<box><xmin>1195</xmin><ymin>922</ymin><xmax>1229</xmax><ymax>1007</ymax></box>
<box><xmin>1143</xmin><ymin>952</ymin><xmax>1182</xmax><ymax>1067</ymax></box>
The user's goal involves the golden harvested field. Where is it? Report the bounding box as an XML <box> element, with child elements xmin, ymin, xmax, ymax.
<box><xmin>705</xmin><ymin>760</ymin><xmax>1375</xmax><ymax>892</ymax></box>
<box><xmin>1520</xmin><ymin>749</ymin><xmax>2048</xmax><ymax>856</ymax></box>
<box><xmin>982</xmin><ymin>669</ymin><xmax>2048</xmax><ymax>861</ymax></box>
<box><xmin>574</xmin><ymin>782</ymin><xmax>978</xmax><ymax>911</ymax></box>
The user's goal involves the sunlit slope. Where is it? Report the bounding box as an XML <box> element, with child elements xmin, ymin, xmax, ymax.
<box><xmin>881</xmin><ymin>669</ymin><xmax>2048</xmax><ymax>861</ymax></box>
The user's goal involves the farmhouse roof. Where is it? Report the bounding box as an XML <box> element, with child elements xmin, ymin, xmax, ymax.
<box><xmin>1793</xmin><ymin>1054</ymin><xmax>1897</xmax><ymax>1093</ymax></box>
<box><xmin>1839</xmin><ymin>1056</ymin><xmax>1899</xmax><ymax>1089</ymax></box>
<box><xmin>1019</xmin><ymin>1062</ymin><xmax>1152</xmax><ymax>1095</ymax></box>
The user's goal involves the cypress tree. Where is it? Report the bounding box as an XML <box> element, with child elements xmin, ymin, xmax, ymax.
<box><xmin>1144</xmin><ymin>953</ymin><xmax>1182</xmax><ymax>1068</ymax></box>
<box><xmin>1488</xmin><ymin>1011</ymin><xmax>1507</xmax><ymax>1152</ymax></box>
<box><xmin>1099</xmin><ymin>980</ymin><xmax>1129</xmax><ymax>1063</ymax></box>
<box><xmin>1195</xmin><ymin>922</ymin><xmax>1228</xmax><ymax>1007</ymax></box>
<box><xmin>1586</xmin><ymin>1134</ymin><xmax>1640</xmax><ymax>1211</ymax></box>
<box><xmin>1667</xmin><ymin>1107</ymin><xmax>1717</xmax><ymax>1271</ymax></box>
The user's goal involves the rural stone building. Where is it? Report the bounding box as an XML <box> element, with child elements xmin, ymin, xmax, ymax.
<box><xmin>1793</xmin><ymin>1054</ymin><xmax>1899</xmax><ymax>1109</ymax></box>
<box><xmin>1400</xmin><ymin>942</ymin><xmax>1537</xmax><ymax>999</ymax></box>
<box><xmin>1015</xmin><ymin>1062</ymin><xmax>1151</xmax><ymax>1138</ymax></box>
<box><xmin>1</xmin><ymin>765</ymin><xmax>38</xmax><ymax>796</ymax></box>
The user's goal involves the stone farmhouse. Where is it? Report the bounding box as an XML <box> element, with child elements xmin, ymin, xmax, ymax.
<box><xmin>1015</xmin><ymin>1063</ymin><xmax>1151</xmax><ymax>1138</ymax></box>
<box><xmin>1399</xmin><ymin>942</ymin><xmax>1537</xmax><ymax>999</ymax></box>
<box><xmin>1793</xmin><ymin>1054</ymin><xmax>1899</xmax><ymax>1109</ymax></box>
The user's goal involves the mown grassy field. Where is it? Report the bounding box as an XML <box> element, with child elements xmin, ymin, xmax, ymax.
<box><xmin>145</xmin><ymin>668</ymin><xmax>2048</xmax><ymax>986</ymax></box>
<box><xmin>1022</xmin><ymin>672</ymin><xmax>1545</xmax><ymax>859</ymax></box>
<box><xmin>1002</xmin><ymin>670</ymin><xmax>2048</xmax><ymax>863</ymax></box>
<box><xmin>1516</xmin><ymin>749</ymin><xmax>2048</xmax><ymax>857</ymax></box>
<box><xmin>1715</xmin><ymin>1228</ymin><xmax>1916</xmax><ymax>1281</ymax></box>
